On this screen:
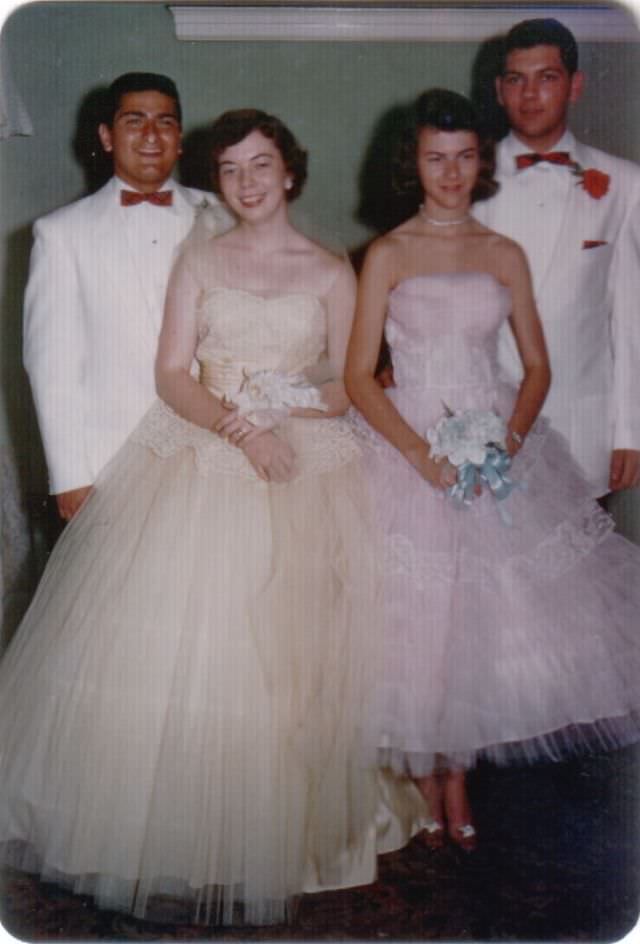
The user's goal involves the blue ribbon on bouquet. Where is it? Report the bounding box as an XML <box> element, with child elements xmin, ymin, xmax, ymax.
<box><xmin>448</xmin><ymin>446</ymin><xmax>523</xmax><ymax>525</ymax></box>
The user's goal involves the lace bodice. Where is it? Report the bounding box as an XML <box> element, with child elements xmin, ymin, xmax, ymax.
<box><xmin>364</xmin><ymin>272</ymin><xmax>617</xmax><ymax>584</ymax></box>
<box><xmin>133</xmin><ymin>288</ymin><xmax>359</xmax><ymax>479</ymax></box>
<box><xmin>387</xmin><ymin>273</ymin><xmax>511</xmax><ymax>395</ymax></box>
<box><xmin>195</xmin><ymin>288</ymin><xmax>327</xmax><ymax>398</ymax></box>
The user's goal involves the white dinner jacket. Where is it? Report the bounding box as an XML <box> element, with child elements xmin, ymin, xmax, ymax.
<box><xmin>23</xmin><ymin>176</ymin><xmax>232</xmax><ymax>495</ymax></box>
<box><xmin>474</xmin><ymin>130</ymin><xmax>640</xmax><ymax>496</ymax></box>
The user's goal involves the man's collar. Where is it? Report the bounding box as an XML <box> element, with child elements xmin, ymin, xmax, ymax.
<box><xmin>114</xmin><ymin>174</ymin><xmax>175</xmax><ymax>194</ymax></box>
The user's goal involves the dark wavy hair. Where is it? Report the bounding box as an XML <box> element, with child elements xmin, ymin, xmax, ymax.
<box><xmin>209</xmin><ymin>109</ymin><xmax>308</xmax><ymax>202</ymax></box>
<box><xmin>502</xmin><ymin>18</ymin><xmax>578</xmax><ymax>75</ymax></box>
<box><xmin>393</xmin><ymin>88</ymin><xmax>498</xmax><ymax>205</ymax></box>
<box><xmin>104</xmin><ymin>72</ymin><xmax>182</xmax><ymax>127</ymax></box>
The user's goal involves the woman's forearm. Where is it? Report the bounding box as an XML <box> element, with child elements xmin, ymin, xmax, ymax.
<box><xmin>290</xmin><ymin>380</ymin><xmax>350</xmax><ymax>419</ymax></box>
<box><xmin>508</xmin><ymin>364</ymin><xmax>551</xmax><ymax>439</ymax></box>
<box><xmin>347</xmin><ymin>371</ymin><xmax>427</xmax><ymax>463</ymax></box>
<box><xmin>156</xmin><ymin>367</ymin><xmax>228</xmax><ymax>431</ymax></box>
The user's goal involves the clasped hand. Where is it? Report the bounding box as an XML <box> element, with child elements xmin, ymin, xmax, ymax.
<box><xmin>411</xmin><ymin>444</ymin><xmax>489</xmax><ymax>496</ymax></box>
<box><xmin>407</xmin><ymin>443</ymin><xmax>458</xmax><ymax>490</ymax></box>
<box><xmin>216</xmin><ymin>396</ymin><xmax>289</xmax><ymax>443</ymax></box>
<box><xmin>214</xmin><ymin>401</ymin><xmax>294</xmax><ymax>482</ymax></box>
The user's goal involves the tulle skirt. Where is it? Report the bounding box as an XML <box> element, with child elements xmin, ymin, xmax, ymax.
<box><xmin>351</xmin><ymin>381</ymin><xmax>640</xmax><ymax>776</ymax></box>
<box><xmin>0</xmin><ymin>405</ymin><xmax>425</xmax><ymax>924</ymax></box>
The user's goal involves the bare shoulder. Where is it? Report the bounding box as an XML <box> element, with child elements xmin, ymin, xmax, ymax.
<box><xmin>293</xmin><ymin>235</ymin><xmax>356</xmax><ymax>296</ymax></box>
<box><xmin>301</xmin><ymin>235</ymin><xmax>344</xmax><ymax>269</ymax></box>
<box><xmin>298</xmin><ymin>235</ymin><xmax>348</xmax><ymax>273</ymax></box>
<box><xmin>180</xmin><ymin>229</ymin><xmax>230</xmax><ymax>262</ymax></box>
<box><xmin>485</xmin><ymin>232</ymin><xmax>529</xmax><ymax>275</ymax></box>
<box><xmin>492</xmin><ymin>232</ymin><xmax>526</xmax><ymax>261</ymax></box>
<box><xmin>207</xmin><ymin>226</ymin><xmax>240</xmax><ymax>249</ymax></box>
<box><xmin>363</xmin><ymin>226</ymin><xmax>412</xmax><ymax>269</ymax></box>
<box><xmin>174</xmin><ymin>230</ymin><xmax>234</xmax><ymax>285</ymax></box>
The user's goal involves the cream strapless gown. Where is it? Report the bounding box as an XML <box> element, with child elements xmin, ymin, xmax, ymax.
<box><xmin>0</xmin><ymin>288</ymin><xmax>426</xmax><ymax>925</ymax></box>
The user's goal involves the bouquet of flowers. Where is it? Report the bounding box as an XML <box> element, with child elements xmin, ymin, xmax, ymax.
<box><xmin>426</xmin><ymin>405</ymin><xmax>521</xmax><ymax>522</ymax></box>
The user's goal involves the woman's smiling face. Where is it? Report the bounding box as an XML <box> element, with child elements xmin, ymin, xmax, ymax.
<box><xmin>416</xmin><ymin>127</ymin><xmax>479</xmax><ymax>214</ymax></box>
<box><xmin>218</xmin><ymin>130</ymin><xmax>292</xmax><ymax>222</ymax></box>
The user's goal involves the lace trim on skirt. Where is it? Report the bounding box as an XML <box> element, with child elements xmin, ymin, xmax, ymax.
<box><xmin>384</xmin><ymin>499</ymin><xmax>614</xmax><ymax>587</ymax></box>
<box><xmin>131</xmin><ymin>400</ymin><xmax>361</xmax><ymax>480</ymax></box>
<box><xmin>380</xmin><ymin>711</ymin><xmax>640</xmax><ymax>776</ymax></box>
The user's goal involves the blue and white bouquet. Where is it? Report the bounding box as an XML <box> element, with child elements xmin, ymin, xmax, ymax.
<box><xmin>427</xmin><ymin>405</ymin><xmax>521</xmax><ymax>522</ymax></box>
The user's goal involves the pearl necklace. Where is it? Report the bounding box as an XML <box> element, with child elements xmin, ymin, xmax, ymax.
<box><xmin>419</xmin><ymin>205</ymin><xmax>471</xmax><ymax>227</ymax></box>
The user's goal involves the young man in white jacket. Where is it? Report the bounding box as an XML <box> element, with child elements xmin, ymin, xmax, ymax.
<box><xmin>24</xmin><ymin>72</ymin><xmax>231</xmax><ymax>520</ymax></box>
<box><xmin>474</xmin><ymin>19</ymin><xmax>640</xmax><ymax>508</ymax></box>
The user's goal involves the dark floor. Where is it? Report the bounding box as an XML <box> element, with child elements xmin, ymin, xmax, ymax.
<box><xmin>1</xmin><ymin>747</ymin><xmax>639</xmax><ymax>943</ymax></box>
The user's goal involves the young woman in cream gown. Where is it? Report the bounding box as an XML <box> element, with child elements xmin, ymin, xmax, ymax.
<box><xmin>0</xmin><ymin>109</ymin><xmax>424</xmax><ymax>926</ymax></box>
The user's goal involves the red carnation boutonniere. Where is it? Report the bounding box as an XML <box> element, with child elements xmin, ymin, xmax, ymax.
<box><xmin>569</xmin><ymin>161</ymin><xmax>610</xmax><ymax>199</ymax></box>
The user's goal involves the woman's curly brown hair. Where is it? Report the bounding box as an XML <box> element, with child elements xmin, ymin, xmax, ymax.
<box><xmin>209</xmin><ymin>109</ymin><xmax>307</xmax><ymax>202</ymax></box>
<box><xmin>393</xmin><ymin>89</ymin><xmax>498</xmax><ymax>206</ymax></box>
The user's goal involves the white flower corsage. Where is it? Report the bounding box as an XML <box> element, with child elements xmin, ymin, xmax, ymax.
<box><xmin>232</xmin><ymin>369</ymin><xmax>328</xmax><ymax>428</ymax></box>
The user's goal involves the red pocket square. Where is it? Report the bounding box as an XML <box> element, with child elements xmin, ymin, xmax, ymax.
<box><xmin>582</xmin><ymin>240</ymin><xmax>608</xmax><ymax>249</ymax></box>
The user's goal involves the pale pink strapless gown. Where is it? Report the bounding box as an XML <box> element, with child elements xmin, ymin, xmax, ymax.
<box><xmin>352</xmin><ymin>272</ymin><xmax>640</xmax><ymax>774</ymax></box>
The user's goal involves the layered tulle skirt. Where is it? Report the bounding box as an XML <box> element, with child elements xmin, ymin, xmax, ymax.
<box><xmin>0</xmin><ymin>403</ymin><xmax>424</xmax><ymax>924</ymax></box>
<box><xmin>351</xmin><ymin>380</ymin><xmax>640</xmax><ymax>776</ymax></box>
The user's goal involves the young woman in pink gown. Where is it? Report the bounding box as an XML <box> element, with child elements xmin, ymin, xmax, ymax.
<box><xmin>346</xmin><ymin>89</ymin><xmax>640</xmax><ymax>851</ymax></box>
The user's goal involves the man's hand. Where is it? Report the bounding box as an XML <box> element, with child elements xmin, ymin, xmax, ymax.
<box><xmin>56</xmin><ymin>485</ymin><xmax>93</xmax><ymax>521</ymax></box>
<box><xmin>609</xmin><ymin>449</ymin><xmax>640</xmax><ymax>492</ymax></box>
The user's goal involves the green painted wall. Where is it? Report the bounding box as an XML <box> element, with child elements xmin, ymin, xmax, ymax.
<box><xmin>2</xmin><ymin>2</ymin><xmax>640</xmax><ymax>492</ymax></box>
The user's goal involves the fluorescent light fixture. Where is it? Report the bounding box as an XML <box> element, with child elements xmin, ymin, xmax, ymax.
<box><xmin>170</xmin><ymin>4</ymin><xmax>640</xmax><ymax>42</ymax></box>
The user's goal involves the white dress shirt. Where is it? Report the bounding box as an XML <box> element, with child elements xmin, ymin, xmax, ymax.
<box><xmin>492</xmin><ymin>131</ymin><xmax>575</xmax><ymax>292</ymax></box>
<box><xmin>116</xmin><ymin>176</ymin><xmax>191</xmax><ymax>323</ymax></box>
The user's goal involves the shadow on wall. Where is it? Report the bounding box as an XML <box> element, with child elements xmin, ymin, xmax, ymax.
<box><xmin>180</xmin><ymin>126</ymin><xmax>216</xmax><ymax>192</ymax></box>
<box><xmin>355</xmin><ymin>101</ymin><xmax>417</xmax><ymax>242</ymax></box>
<box><xmin>0</xmin><ymin>224</ymin><xmax>43</xmax><ymax>649</ymax></box>
<box><xmin>350</xmin><ymin>101</ymin><xmax>417</xmax><ymax>378</ymax></box>
<box><xmin>469</xmin><ymin>34</ymin><xmax>510</xmax><ymax>143</ymax></box>
<box><xmin>0</xmin><ymin>87</ymin><xmax>116</xmax><ymax>637</ymax></box>
<box><xmin>73</xmin><ymin>85</ymin><xmax>113</xmax><ymax>194</ymax></box>
<box><xmin>0</xmin><ymin>224</ymin><xmax>40</xmax><ymax>491</ymax></box>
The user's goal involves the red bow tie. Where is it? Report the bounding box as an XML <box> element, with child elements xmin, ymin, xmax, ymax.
<box><xmin>120</xmin><ymin>189</ymin><xmax>173</xmax><ymax>207</ymax></box>
<box><xmin>515</xmin><ymin>151</ymin><xmax>572</xmax><ymax>170</ymax></box>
